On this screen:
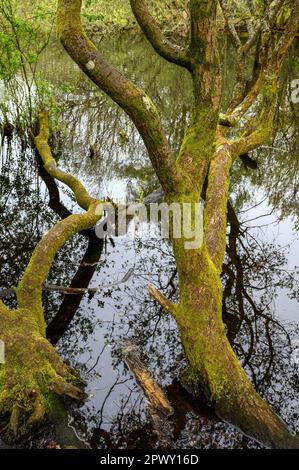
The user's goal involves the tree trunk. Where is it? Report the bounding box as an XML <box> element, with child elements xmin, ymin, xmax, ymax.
<box><xmin>0</xmin><ymin>301</ymin><xmax>86</xmax><ymax>439</ymax></box>
<box><xmin>56</xmin><ymin>0</ymin><xmax>299</xmax><ymax>449</ymax></box>
<box><xmin>172</xmin><ymin>239</ymin><xmax>299</xmax><ymax>449</ymax></box>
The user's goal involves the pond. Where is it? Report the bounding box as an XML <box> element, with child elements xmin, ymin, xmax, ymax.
<box><xmin>0</xmin><ymin>35</ymin><xmax>298</xmax><ymax>449</ymax></box>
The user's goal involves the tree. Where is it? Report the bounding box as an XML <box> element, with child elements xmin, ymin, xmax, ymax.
<box><xmin>56</xmin><ymin>0</ymin><xmax>299</xmax><ymax>448</ymax></box>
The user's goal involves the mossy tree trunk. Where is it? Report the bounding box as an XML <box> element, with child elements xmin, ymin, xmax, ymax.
<box><xmin>0</xmin><ymin>113</ymin><xmax>104</xmax><ymax>439</ymax></box>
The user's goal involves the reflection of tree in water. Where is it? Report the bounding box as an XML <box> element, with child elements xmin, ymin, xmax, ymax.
<box><xmin>49</xmin><ymin>39</ymin><xmax>299</xmax><ymax>233</ymax></box>
<box><xmin>1</xmin><ymin>114</ymin><xmax>298</xmax><ymax>449</ymax></box>
<box><xmin>0</xmin><ymin>139</ymin><xmax>89</xmax><ymax>293</ymax></box>
<box><xmin>2</xmin><ymin>121</ymin><xmax>299</xmax><ymax>450</ymax></box>
<box><xmin>42</xmin><ymin>37</ymin><xmax>191</xmax><ymax>199</ymax></box>
<box><xmin>0</xmin><ymin>138</ymin><xmax>53</xmax><ymax>309</ymax></box>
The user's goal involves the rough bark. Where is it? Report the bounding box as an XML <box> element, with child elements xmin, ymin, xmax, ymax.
<box><xmin>169</xmin><ymin>240</ymin><xmax>299</xmax><ymax>448</ymax></box>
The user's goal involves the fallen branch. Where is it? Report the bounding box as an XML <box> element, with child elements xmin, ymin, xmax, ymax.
<box><xmin>122</xmin><ymin>342</ymin><xmax>174</xmax><ymax>445</ymax></box>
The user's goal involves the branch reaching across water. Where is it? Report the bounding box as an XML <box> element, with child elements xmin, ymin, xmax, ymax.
<box><xmin>57</xmin><ymin>0</ymin><xmax>181</xmax><ymax>194</ymax></box>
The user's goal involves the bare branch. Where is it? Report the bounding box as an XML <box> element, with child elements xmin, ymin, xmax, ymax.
<box><xmin>242</xmin><ymin>20</ymin><xmax>262</xmax><ymax>54</ymax></box>
<box><xmin>271</xmin><ymin>0</ymin><xmax>299</xmax><ymax>67</ymax></box>
<box><xmin>122</xmin><ymin>342</ymin><xmax>174</xmax><ymax>416</ymax></box>
<box><xmin>49</xmin><ymin>381</ymin><xmax>87</xmax><ymax>400</ymax></box>
<box><xmin>228</xmin><ymin>5</ymin><xmax>299</xmax><ymax>155</ymax></box>
<box><xmin>130</xmin><ymin>0</ymin><xmax>190</xmax><ymax>69</ymax></box>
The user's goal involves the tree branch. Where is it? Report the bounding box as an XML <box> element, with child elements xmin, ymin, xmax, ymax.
<box><xmin>223</xmin><ymin>0</ymin><xmax>294</xmax><ymax>116</ymax></box>
<box><xmin>17</xmin><ymin>112</ymin><xmax>104</xmax><ymax>335</ymax></box>
<box><xmin>228</xmin><ymin>0</ymin><xmax>299</xmax><ymax>155</ymax></box>
<box><xmin>35</xmin><ymin>112</ymin><xmax>96</xmax><ymax>211</ymax></box>
<box><xmin>130</xmin><ymin>0</ymin><xmax>190</xmax><ymax>69</ymax></box>
<box><xmin>175</xmin><ymin>0</ymin><xmax>221</xmax><ymax>194</ymax></box>
<box><xmin>219</xmin><ymin>0</ymin><xmax>242</xmax><ymax>48</ymax></box>
<box><xmin>230</xmin><ymin>83</ymin><xmax>278</xmax><ymax>157</ymax></box>
<box><xmin>271</xmin><ymin>0</ymin><xmax>299</xmax><ymax>68</ymax></box>
<box><xmin>57</xmin><ymin>0</ymin><xmax>181</xmax><ymax>195</ymax></box>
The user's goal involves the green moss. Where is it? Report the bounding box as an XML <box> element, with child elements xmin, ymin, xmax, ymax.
<box><xmin>0</xmin><ymin>307</ymin><xmax>84</xmax><ymax>438</ymax></box>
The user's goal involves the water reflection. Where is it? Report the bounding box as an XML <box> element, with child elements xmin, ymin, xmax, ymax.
<box><xmin>0</xmin><ymin>36</ymin><xmax>298</xmax><ymax>448</ymax></box>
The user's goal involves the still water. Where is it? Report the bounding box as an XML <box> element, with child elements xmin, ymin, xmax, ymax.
<box><xmin>0</xmin><ymin>35</ymin><xmax>298</xmax><ymax>448</ymax></box>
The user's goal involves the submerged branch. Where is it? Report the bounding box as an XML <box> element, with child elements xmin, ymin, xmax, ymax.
<box><xmin>122</xmin><ymin>342</ymin><xmax>174</xmax><ymax>445</ymax></box>
<box><xmin>122</xmin><ymin>342</ymin><xmax>173</xmax><ymax>417</ymax></box>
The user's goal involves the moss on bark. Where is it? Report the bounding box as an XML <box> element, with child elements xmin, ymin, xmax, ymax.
<box><xmin>172</xmin><ymin>241</ymin><xmax>299</xmax><ymax>448</ymax></box>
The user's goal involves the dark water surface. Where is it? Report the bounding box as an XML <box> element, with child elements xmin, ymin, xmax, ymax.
<box><xmin>0</xmin><ymin>36</ymin><xmax>299</xmax><ymax>449</ymax></box>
